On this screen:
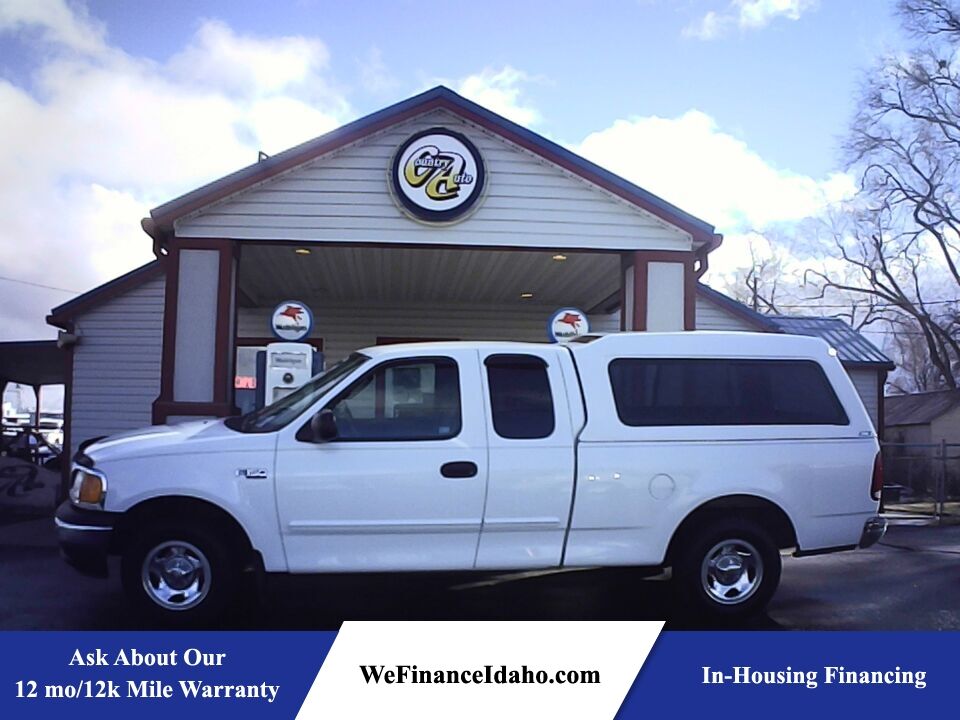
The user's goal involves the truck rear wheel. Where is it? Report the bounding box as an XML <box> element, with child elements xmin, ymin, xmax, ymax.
<box><xmin>121</xmin><ymin>520</ymin><xmax>238</xmax><ymax>626</ymax></box>
<box><xmin>673</xmin><ymin>519</ymin><xmax>781</xmax><ymax>620</ymax></box>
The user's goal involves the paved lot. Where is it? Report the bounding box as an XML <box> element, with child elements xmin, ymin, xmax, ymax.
<box><xmin>1</xmin><ymin>515</ymin><xmax>958</xmax><ymax>630</ymax></box>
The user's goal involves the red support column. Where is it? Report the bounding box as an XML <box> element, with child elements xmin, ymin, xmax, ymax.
<box><xmin>632</xmin><ymin>252</ymin><xmax>648</xmax><ymax>331</ymax></box>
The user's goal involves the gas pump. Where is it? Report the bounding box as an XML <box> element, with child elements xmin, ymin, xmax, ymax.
<box><xmin>247</xmin><ymin>299</ymin><xmax>324</xmax><ymax>409</ymax></box>
<box><xmin>255</xmin><ymin>343</ymin><xmax>324</xmax><ymax>408</ymax></box>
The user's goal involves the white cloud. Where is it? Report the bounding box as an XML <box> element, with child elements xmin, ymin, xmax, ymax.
<box><xmin>684</xmin><ymin>10</ymin><xmax>732</xmax><ymax>40</ymax></box>
<box><xmin>0</xmin><ymin>4</ymin><xmax>351</xmax><ymax>341</ymax></box>
<box><xmin>166</xmin><ymin>19</ymin><xmax>341</xmax><ymax>104</ymax></box>
<box><xmin>0</xmin><ymin>0</ymin><xmax>107</xmax><ymax>56</ymax></box>
<box><xmin>684</xmin><ymin>0</ymin><xmax>818</xmax><ymax>40</ymax></box>
<box><xmin>447</xmin><ymin>66</ymin><xmax>541</xmax><ymax>126</ymax></box>
<box><xmin>357</xmin><ymin>46</ymin><xmax>398</xmax><ymax>95</ymax></box>
<box><xmin>738</xmin><ymin>0</ymin><xmax>816</xmax><ymax>28</ymax></box>
<box><xmin>575</xmin><ymin>109</ymin><xmax>855</xmax><ymax>273</ymax></box>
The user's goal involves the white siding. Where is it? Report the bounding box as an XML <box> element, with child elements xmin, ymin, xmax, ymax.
<box><xmin>70</xmin><ymin>275</ymin><xmax>165</xmax><ymax>453</ymax></box>
<box><xmin>848</xmin><ymin>368</ymin><xmax>880</xmax><ymax>431</ymax></box>
<box><xmin>239</xmin><ymin>305</ymin><xmax>619</xmax><ymax>364</ymax></box>
<box><xmin>694</xmin><ymin>295</ymin><xmax>759</xmax><ymax>332</ymax></box>
<box><xmin>176</xmin><ymin>109</ymin><xmax>692</xmax><ymax>252</ymax></box>
<box><xmin>591</xmin><ymin>313</ymin><xmax>620</xmax><ymax>334</ymax></box>
<box><xmin>646</xmin><ymin>262</ymin><xmax>685</xmax><ymax>331</ymax></box>
<box><xmin>173</xmin><ymin>249</ymin><xmax>219</xmax><ymax>402</ymax></box>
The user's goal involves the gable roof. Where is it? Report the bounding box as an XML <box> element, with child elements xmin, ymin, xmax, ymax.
<box><xmin>886</xmin><ymin>390</ymin><xmax>960</xmax><ymax>426</ymax></box>
<box><xmin>146</xmin><ymin>86</ymin><xmax>720</xmax><ymax>249</ymax></box>
<box><xmin>695</xmin><ymin>283</ymin><xmax>783</xmax><ymax>332</ymax></box>
<box><xmin>766</xmin><ymin>316</ymin><xmax>894</xmax><ymax>369</ymax></box>
<box><xmin>694</xmin><ymin>285</ymin><xmax>894</xmax><ymax>370</ymax></box>
<box><xmin>46</xmin><ymin>261</ymin><xmax>163</xmax><ymax>328</ymax></box>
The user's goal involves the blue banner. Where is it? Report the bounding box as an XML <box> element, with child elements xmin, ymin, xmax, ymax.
<box><xmin>622</xmin><ymin>632</ymin><xmax>945</xmax><ymax>716</ymax></box>
<box><xmin>0</xmin><ymin>629</ymin><xmax>952</xmax><ymax>718</ymax></box>
<box><xmin>0</xmin><ymin>632</ymin><xmax>335</xmax><ymax>719</ymax></box>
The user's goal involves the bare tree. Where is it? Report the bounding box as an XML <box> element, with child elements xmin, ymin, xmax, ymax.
<box><xmin>807</xmin><ymin>0</ymin><xmax>960</xmax><ymax>390</ymax></box>
<box><xmin>887</xmin><ymin>315</ymin><xmax>951</xmax><ymax>392</ymax></box>
<box><xmin>729</xmin><ymin>242</ymin><xmax>786</xmax><ymax>313</ymax></box>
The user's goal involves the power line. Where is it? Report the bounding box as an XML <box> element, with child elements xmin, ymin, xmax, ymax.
<box><xmin>0</xmin><ymin>276</ymin><xmax>80</xmax><ymax>294</ymax></box>
<box><xmin>764</xmin><ymin>298</ymin><xmax>960</xmax><ymax>309</ymax></box>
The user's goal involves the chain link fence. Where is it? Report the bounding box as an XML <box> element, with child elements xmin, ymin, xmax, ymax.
<box><xmin>881</xmin><ymin>441</ymin><xmax>960</xmax><ymax>523</ymax></box>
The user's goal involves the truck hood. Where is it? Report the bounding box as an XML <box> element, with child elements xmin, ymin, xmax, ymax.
<box><xmin>86</xmin><ymin>419</ymin><xmax>238</xmax><ymax>463</ymax></box>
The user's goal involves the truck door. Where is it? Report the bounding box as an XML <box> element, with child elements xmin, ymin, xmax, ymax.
<box><xmin>474</xmin><ymin>351</ymin><xmax>577</xmax><ymax>569</ymax></box>
<box><xmin>274</xmin><ymin>349</ymin><xmax>488</xmax><ymax>572</ymax></box>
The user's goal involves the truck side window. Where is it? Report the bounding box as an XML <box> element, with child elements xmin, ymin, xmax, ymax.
<box><xmin>485</xmin><ymin>354</ymin><xmax>555</xmax><ymax>439</ymax></box>
<box><xmin>326</xmin><ymin>357</ymin><xmax>462</xmax><ymax>441</ymax></box>
<box><xmin>608</xmin><ymin>358</ymin><xmax>848</xmax><ymax>427</ymax></box>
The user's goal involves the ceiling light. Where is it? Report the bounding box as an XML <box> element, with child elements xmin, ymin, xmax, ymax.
<box><xmin>520</xmin><ymin>292</ymin><xmax>534</xmax><ymax>299</ymax></box>
<box><xmin>552</xmin><ymin>254</ymin><xmax>567</xmax><ymax>261</ymax></box>
<box><xmin>294</xmin><ymin>248</ymin><xmax>312</xmax><ymax>255</ymax></box>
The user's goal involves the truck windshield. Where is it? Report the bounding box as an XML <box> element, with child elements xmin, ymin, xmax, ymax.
<box><xmin>225</xmin><ymin>353</ymin><xmax>369</xmax><ymax>433</ymax></box>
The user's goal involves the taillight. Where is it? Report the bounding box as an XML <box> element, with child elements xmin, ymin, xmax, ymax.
<box><xmin>871</xmin><ymin>452</ymin><xmax>883</xmax><ymax>502</ymax></box>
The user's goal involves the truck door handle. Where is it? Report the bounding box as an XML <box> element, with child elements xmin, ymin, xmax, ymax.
<box><xmin>441</xmin><ymin>461</ymin><xmax>478</xmax><ymax>478</ymax></box>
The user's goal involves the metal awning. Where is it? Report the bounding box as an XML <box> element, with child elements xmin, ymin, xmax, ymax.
<box><xmin>0</xmin><ymin>340</ymin><xmax>65</xmax><ymax>386</ymax></box>
<box><xmin>767</xmin><ymin>316</ymin><xmax>895</xmax><ymax>369</ymax></box>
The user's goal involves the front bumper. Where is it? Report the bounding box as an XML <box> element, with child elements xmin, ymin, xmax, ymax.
<box><xmin>55</xmin><ymin>501</ymin><xmax>118</xmax><ymax>578</ymax></box>
<box><xmin>859</xmin><ymin>516</ymin><xmax>887</xmax><ymax>549</ymax></box>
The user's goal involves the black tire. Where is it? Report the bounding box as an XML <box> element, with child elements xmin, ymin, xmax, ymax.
<box><xmin>673</xmin><ymin>519</ymin><xmax>781</xmax><ymax>620</ymax></box>
<box><xmin>121</xmin><ymin>519</ymin><xmax>238</xmax><ymax>627</ymax></box>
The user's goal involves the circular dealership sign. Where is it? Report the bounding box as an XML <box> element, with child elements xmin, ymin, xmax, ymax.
<box><xmin>270</xmin><ymin>300</ymin><xmax>313</xmax><ymax>342</ymax></box>
<box><xmin>390</xmin><ymin>127</ymin><xmax>486</xmax><ymax>223</ymax></box>
<box><xmin>547</xmin><ymin>307</ymin><xmax>590</xmax><ymax>343</ymax></box>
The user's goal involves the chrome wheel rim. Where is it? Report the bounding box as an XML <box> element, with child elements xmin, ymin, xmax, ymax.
<box><xmin>141</xmin><ymin>540</ymin><xmax>211</xmax><ymax>611</ymax></box>
<box><xmin>700</xmin><ymin>538</ymin><xmax>763</xmax><ymax>605</ymax></box>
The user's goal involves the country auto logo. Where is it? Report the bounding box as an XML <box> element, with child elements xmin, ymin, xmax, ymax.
<box><xmin>391</xmin><ymin>128</ymin><xmax>486</xmax><ymax>223</ymax></box>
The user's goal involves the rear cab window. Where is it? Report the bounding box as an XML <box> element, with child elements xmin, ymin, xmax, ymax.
<box><xmin>608</xmin><ymin>358</ymin><xmax>849</xmax><ymax>427</ymax></box>
<box><xmin>485</xmin><ymin>354</ymin><xmax>556</xmax><ymax>439</ymax></box>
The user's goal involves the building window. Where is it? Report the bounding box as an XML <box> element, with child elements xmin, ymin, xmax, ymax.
<box><xmin>326</xmin><ymin>357</ymin><xmax>461</xmax><ymax>441</ymax></box>
<box><xmin>485</xmin><ymin>354</ymin><xmax>555</xmax><ymax>439</ymax></box>
<box><xmin>608</xmin><ymin>358</ymin><xmax>848</xmax><ymax>427</ymax></box>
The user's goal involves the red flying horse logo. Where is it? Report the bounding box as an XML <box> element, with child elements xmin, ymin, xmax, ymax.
<box><xmin>557</xmin><ymin>312</ymin><xmax>582</xmax><ymax>330</ymax></box>
<box><xmin>278</xmin><ymin>305</ymin><xmax>304</xmax><ymax>322</ymax></box>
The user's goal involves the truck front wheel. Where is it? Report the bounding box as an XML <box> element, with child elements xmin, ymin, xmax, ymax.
<box><xmin>673</xmin><ymin>519</ymin><xmax>781</xmax><ymax>620</ymax></box>
<box><xmin>121</xmin><ymin>521</ymin><xmax>238</xmax><ymax>626</ymax></box>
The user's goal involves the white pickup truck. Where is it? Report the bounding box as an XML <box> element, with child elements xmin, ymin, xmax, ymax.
<box><xmin>56</xmin><ymin>332</ymin><xmax>885</xmax><ymax>622</ymax></box>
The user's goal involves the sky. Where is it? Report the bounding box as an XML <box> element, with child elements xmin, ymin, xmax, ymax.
<box><xmin>0</xmin><ymin>0</ymin><xmax>905</xmax><ymax>406</ymax></box>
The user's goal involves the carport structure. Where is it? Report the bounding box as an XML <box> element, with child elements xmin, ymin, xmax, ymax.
<box><xmin>132</xmin><ymin>85</ymin><xmax>721</xmax><ymax>424</ymax></box>
<box><xmin>0</xmin><ymin>340</ymin><xmax>65</xmax><ymax>431</ymax></box>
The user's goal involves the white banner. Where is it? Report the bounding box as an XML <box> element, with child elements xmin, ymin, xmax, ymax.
<box><xmin>297</xmin><ymin>621</ymin><xmax>663</xmax><ymax>719</ymax></box>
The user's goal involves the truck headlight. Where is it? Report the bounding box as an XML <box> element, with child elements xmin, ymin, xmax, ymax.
<box><xmin>70</xmin><ymin>468</ymin><xmax>107</xmax><ymax>508</ymax></box>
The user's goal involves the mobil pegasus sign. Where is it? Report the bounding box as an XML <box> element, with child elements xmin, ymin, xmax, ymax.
<box><xmin>548</xmin><ymin>307</ymin><xmax>589</xmax><ymax>343</ymax></box>
<box><xmin>390</xmin><ymin>127</ymin><xmax>486</xmax><ymax>223</ymax></box>
<box><xmin>271</xmin><ymin>300</ymin><xmax>313</xmax><ymax>342</ymax></box>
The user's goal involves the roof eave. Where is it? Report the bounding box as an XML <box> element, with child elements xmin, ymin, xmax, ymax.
<box><xmin>47</xmin><ymin>261</ymin><xmax>164</xmax><ymax>327</ymax></box>
<box><xmin>694</xmin><ymin>283</ymin><xmax>783</xmax><ymax>333</ymax></box>
<box><xmin>149</xmin><ymin>86</ymin><xmax>718</xmax><ymax>246</ymax></box>
<box><xmin>840</xmin><ymin>360</ymin><xmax>897</xmax><ymax>372</ymax></box>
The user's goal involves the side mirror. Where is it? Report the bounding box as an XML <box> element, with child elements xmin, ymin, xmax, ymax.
<box><xmin>310</xmin><ymin>408</ymin><xmax>338</xmax><ymax>442</ymax></box>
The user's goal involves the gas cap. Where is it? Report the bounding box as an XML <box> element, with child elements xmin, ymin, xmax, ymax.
<box><xmin>648</xmin><ymin>473</ymin><xmax>676</xmax><ymax>500</ymax></box>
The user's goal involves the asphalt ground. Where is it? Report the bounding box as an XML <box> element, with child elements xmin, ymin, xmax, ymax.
<box><xmin>1</xmin><ymin>516</ymin><xmax>958</xmax><ymax>630</ymax></box>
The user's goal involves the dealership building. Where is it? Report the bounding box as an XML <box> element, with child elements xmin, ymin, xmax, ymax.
<box><xmin>43</xmin><ymin>86</ymin><xmax>893</xmax><ymax>464</ymax></box>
